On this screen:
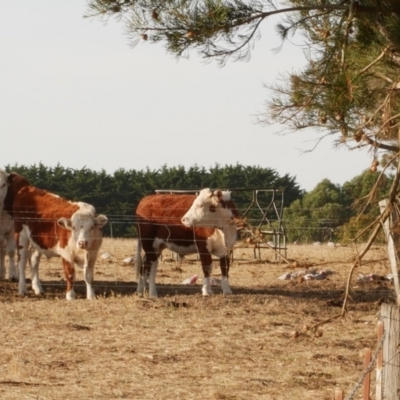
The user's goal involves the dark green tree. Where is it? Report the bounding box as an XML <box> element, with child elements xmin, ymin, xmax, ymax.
<box><xmin>284</xmin><ymin>178</ymin><xmax>352</xmax><ymax>242</ymax></box>
<box><xmin>339</xmin><ymin>169</ymin><xmax>393</xmax><ymax>242</ymax></box>
<box><xmin>5</xmin><ymin>163</ymin><xmax>302</xmax><ymax>238</ymax></box>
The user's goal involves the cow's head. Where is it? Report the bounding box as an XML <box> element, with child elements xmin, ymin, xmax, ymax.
<box><xmin>181</xmin><ymin>188</ymin><xmax>235</xmax><ymax>228</ymax></box>
<box><xmin>57</xmin><ymin>211</ymin><xmax>108</xmax><ymax>250</ymax></box>
<box><xmin>0</xmin><ymin>169</ymin><xmax>8</xmax><ymax>206</ymax></box>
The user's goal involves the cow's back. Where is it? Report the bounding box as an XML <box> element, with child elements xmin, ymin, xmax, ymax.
<box><xmin>136</xmin><ymin>193</ymin><xmax>197</xmax><ymax>223</ymax></box>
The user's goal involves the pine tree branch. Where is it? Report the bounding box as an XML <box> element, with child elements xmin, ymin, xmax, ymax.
<box><xmin>361</xmin><ymin>133</ymin><xmax>400</xmax><ymax>153</ymax></box>
<box><xmin>359</xmin><ymin>47</ymin><xmax>389</xmax><ymax>75</ymax></box>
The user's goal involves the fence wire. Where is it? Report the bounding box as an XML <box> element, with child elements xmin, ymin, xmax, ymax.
<box><xmin>345</xmin><ymin>322</ymin><xmax>386</xmax><ymax>400</ymax></box>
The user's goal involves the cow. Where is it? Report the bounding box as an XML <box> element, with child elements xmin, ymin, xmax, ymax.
<box><xmin>4</xmin><ymin>172</ymin><xmax>108</xmax><ymax>300</ymax></box>
<box><xmin>0</xmin><ymin>210</ymin><xmax>17</xmax><ymax>281</ymax></box>
<box><xmin>0</xmin><ymin>169</ymin><xmax>8</xmax><ymax>206</ymax></box>
<box><xmin>0</xmin><ymin>169</ymin><xmax>17</xmax><ymax>281</ymax></box>
<box><xmin>135</xmin><ymin>188</ymin><xmax>240</xmax><ymax>297</ymax></box>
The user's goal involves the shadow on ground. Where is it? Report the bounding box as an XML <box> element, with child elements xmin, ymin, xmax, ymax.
<box><xmin>0</xmin><ymin>279</ymin><xmax>395</xmax><ymax>306</ymax></box>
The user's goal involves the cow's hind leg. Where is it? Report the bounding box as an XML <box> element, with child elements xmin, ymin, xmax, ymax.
<box><xmin>136</xmin><ymin>253</ymin><xmax>148</xmax><ymax>297</ymax></box>
<box><xmin>147</xmin><ymin>256</ymin><xmax>159</xmax><ymax>298</ymax></box>
<box><xmin>0</xmin><ymin>242</ymin><xmax>5</xmax><ymax>280</ymax></box>
<box><xmin>219</xmin><ymin>255</ymin><xmax>232</xmax><ymax>295</ymax></box>
<box><xmin>137</xmin><ymin>244</ymin><xmax>159</xmax><ymax>297</ymax></box>
<box><xmin>30</xmin><ymin>249</ymin><xmax>44</xmax><ymax>295</ymax></box>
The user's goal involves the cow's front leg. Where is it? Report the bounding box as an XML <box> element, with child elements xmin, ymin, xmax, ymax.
<box><xmin>83</xmin><ymin>252</ymin><xmax>96</xmax><ymax>300</ymax></box>
<box><xmin>62</xmin><ymin>258</ymin><xmax>76</xmax><ymax>300</ymax></box>
<box><xmin>17</xmin><ymin>233</ymin><xmax>29</xmax><ymax>295</ymax></box>
<box><xmin>30</xmin><ymin>250</ymin><xmax>44</xmax><ymax>295</ymax></box>
<box><xmin>200</xmin><ymin>253</ymin><xmax>213</xmax><ymax>296</ymax></box>
<box><xmin>7</xmin><ymin>237</ymin><xmax>18</xmax><ymax>282</ymax></box>
<box><xmin>0</xmin><ymin>242</ymin><xmax>5</xmax><ymax>279</ymax></box>
<box><xmin>219</xmin><ymin>255</ymin><xmax>232</xmax><ymax>295</ymax></box>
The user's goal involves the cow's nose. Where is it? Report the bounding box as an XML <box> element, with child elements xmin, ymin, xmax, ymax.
<box><xmin>78</xmin><ymin>240</ymin><xmax>87</xmax><ymax>249</ymax></box>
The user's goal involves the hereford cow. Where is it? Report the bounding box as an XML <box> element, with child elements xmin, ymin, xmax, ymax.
<box><xmin>0</xmin><ymin>210</ymin><xmax>17</xmax><ymax>281</ymax></box>
<box><xmin>0</xmin><ymin>169</ymin><xmax>8</xmax><ymax>206</ymax></box>
<box><xmin>0</xmin><ymin>169</ymin><xmax>17</xmax><ymax>281</ymax></box>
<box><xmin>135</xmin><ymin>188</ymin><xmax>240</xmax><ymax>297</ymax></box>
<box><xmin>4</xmin><ymin>172</ymin><xmax>108</xmax><ymax>300</ymax></box>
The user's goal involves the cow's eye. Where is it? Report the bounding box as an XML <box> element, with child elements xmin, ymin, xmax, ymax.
<box><xmin>196</xmin><ymin>204</ymin><xmax>203</xmax><ymax>208</ymax></box>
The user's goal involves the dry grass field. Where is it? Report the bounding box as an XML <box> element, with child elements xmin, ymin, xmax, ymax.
<box><xmin>0</xmin><ymin>238</ymin><xmax>395</xmax><ymax>399</ymax></box>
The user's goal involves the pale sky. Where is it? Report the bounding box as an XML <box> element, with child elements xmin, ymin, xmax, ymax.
<box><xmin>1</xmin><ymin>1</ymin><xmax>374</xmax><ymax>192</ymax></box>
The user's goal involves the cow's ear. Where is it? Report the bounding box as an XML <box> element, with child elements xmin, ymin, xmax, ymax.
<box><xmin>7</xmin><ymin>172</ymin><xmax>19</xmax><ymax>185</ymax></box>
<box><xmin>95</xmin><ymin>214</ymin><xmax>108</xmax><ymax>229</ymax></box>
<box><xmin>57</xmin><ymin>217</ymin><xmax>72</xmax><ymax>230</ymax></box>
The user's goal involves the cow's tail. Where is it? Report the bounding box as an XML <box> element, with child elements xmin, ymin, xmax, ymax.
<box><xmin>135</xmin><ymin>235</ymin><xmax>143</xmax><ymax>281</ymax></box>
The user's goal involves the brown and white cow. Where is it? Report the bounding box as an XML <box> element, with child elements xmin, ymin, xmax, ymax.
<box><xmin>0</xmin><ymin>169</ymin><xmax>17</xmax><ymax>281</ymax></box>
<box><xmin>4</xmin><ymin>172</ymin><xmax>108</xmax><ymax>300</ymax></box>
<box><xmin>0</xmin><ymin>210</ymin><xmax>17</xmax><ymax>281</ymax></box>
<box><xmin>135</xmin><ymin>188</ymin><xmax>240</xmax><ymax>297</ymax></box>
<box><xmin>0</xmin><ymin>169</ymin><xmax>8</xmax><ymax>206</ymax></box>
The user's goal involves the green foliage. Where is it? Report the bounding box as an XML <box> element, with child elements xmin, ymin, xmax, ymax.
<box><xmin>284</xmin><ymin>179</ymin><xmax>352</xmax><ymax>242</ymax></box>
<box><xmin>284</xmin><ymin>171</ymin><xmax>393</xmax><ymax>243</ymax></box>
<box><xmin>340</xmin><ymin>169</ymin><xmax>393</xmax><ymax>243</ymax></box>
<box><xmin>85</xmin><ymin>0</ymin><xmax>268</xmax><ymax>64</ymax></box>
<box><xmin>263</xmin><ymin>1</ymin><xmax>400</xmax><ymax>157</ymax></box>
<box><xmin>6</xmin><ymin>163</ymin><xmax>392</xmax><ymax>243</ymax></box>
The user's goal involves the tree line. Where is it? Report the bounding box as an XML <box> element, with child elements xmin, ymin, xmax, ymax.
<box><xmin>4</xmin><ymin>163</ymin><xmax>391</xmax><ymax>243</ymax></box>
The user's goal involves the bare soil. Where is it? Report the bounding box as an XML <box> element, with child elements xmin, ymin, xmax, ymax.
<box><xmin>0</xmin><ymin>239</ymin><xmax>394</xmax><ymax>399</ymax></box>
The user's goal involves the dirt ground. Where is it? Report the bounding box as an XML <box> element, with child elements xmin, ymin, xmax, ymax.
<box><xmin>0</xmin><ymin>239</ymin><xmax>395</xmax><ymax>399</ymax></box>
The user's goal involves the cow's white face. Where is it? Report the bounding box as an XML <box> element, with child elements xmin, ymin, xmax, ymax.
<box><xmin>0</xmin><ymin>169</ymin><xmax>8</xmax><ymax>207</ymax></box>
<box><xmin>57</xmin><ymin>212</ymin><xmax>108</xmax><ymax>249</ymax></box>
<box><xmin>181</xmin><ymin>188</ymin><xmax>234</xmax><ymax>228</ymax></box>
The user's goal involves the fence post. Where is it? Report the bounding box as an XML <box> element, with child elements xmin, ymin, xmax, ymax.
<box><xmin>334</xmin><ymin>388</ymin><xmax>343</xmax><ymax>400</ymax></box>
<box><xmin>362</xmin><ymin>348</ymin><xmax>371</xmax><ymax>400</ymax></box>
<box><xmin>379</xmin><ymin>200</ymin><xmax>400</xmax><ymax>297</ymax></box>
<box><xmin>380</xmin><ymin>303</ymin><xmax>400</xmax><ymax>399</ymax></box>
<box><xmin>376</xmin><ymin>321</ymin><xmax>384</xmax><ymax>400</ymax></box>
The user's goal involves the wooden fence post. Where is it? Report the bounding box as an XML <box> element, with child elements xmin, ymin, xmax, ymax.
<box><xmin>363</xmin><ymin>348</ymin><xmax>371</xmax><ymax>400</ymax></box>
<box><xmin>379</xmin><ymin>200</ymin><xmax>400</xmax><ymax>298</ymax></box>
<box><xmin>376</xmin><ymin>321</ymin><xmax>384</xmax><ymax>400</ymax></box>
<box><xmin>380</xmin><ymin>303</ymin><xmax>400</xmax><ymax>399</ymax></box>
<box><xmin>334</xmin><ymin>388</ymin><xmax>343</xmax><ymax>400</ymax></box>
